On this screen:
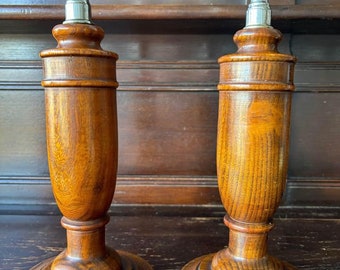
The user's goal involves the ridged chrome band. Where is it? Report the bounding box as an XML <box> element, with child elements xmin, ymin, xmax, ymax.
<box><xmin>64</xmin><ymin>0</ymin><xmax>92</xmax><ymax>24</ymax></box>
<box><xmin>245</xmin><ymin>0</ymin><xmax>271</xmax><ymax>28</ymax></box>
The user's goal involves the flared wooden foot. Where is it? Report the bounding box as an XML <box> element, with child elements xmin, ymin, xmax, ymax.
<box><xmin>182</xmin><ymin>253</ymin><xmax>215</xmax><ymax>270</ymax></box>
<box><xmin>119</xmin><ymin>250</ymin><xmax>153</xmax><ymax>270</ymax></box>
<box><xmin>182</xmin><ymin>250</ymin><xmax>296</xmax><ymax>270</ymax></box>
<box><xmin>30</xmin><ymin>249</ymin><xmax>152</xmax><ymax>270</ymax></box>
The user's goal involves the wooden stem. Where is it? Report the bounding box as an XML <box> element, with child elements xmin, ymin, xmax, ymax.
<box><xmin>182</xmin><ymin>26</ymin><xmax>296</xmax><ymax>270</ymax></box>
<box><xmin>31</xmin><ymin>20</ymin><xmax>152</xmax><ymax>270</ymax></box>
<box><xmin>224</xmin><ymin>214</ymin><xmax>271</xmax><ymax>259</ymax></box>
<box><xmin>63</xmin><ymin>216</ymin><xmax>108</xmax><ymax>260</ymax></box>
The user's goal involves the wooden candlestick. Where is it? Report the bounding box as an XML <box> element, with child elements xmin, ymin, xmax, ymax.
<box><xmin>182</xmin><ymin>8</ymin><xmax>296</xmax><ymax>270</ymax></box>
<box><xmin>31</xmin><ymin>12</ymin><xmax>152</xmax><ymax>270</ymax></box>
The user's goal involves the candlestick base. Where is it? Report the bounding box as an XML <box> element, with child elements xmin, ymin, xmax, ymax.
<box><xmin>182</xmin><ymin>250</ymin><xmax>296</xmax><ymax>270</ymax></box>
<box><xmin>31</xmin><ymin>249</ymin><xmax>152</xmax><ymax>270</ymax></box>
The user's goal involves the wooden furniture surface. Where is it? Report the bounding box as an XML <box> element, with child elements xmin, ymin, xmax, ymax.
<box><xmin>0</xmin><ymin>206</ymin><xmax>339</xmax><ymax>270</ymax></box>
<box><xmin>0</xmin><ymin>1</ymin><xmax>339</xmax><ymax>269</ymax></box>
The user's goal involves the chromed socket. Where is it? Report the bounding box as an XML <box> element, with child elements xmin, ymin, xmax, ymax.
<box><xmin>245</xmin><ymin>0</ymin><xmax>271</xmax><ymax>28</ymax></box>
<box><xmin>64</xmin><ymin>0</ymin><xmax>92</xmax><ymax>24</ymax></box>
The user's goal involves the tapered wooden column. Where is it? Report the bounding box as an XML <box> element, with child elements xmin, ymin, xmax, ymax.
<box><xmin>31</xmin><ymin>1</ymin><xmax>152</xmax><ymax>269</ymax></box>
<box><xmin>182</xmin><ymin>1</ymin><xmax>296</xmax><ymax>269</ymax></box>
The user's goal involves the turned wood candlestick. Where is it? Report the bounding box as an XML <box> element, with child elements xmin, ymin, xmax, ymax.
<box><xmin>182</xmin><ymin>1</ymin><xmax>296</xmax><ymax>269</ymax></box>
<box><xmin>31</xmin><ymin>1</ymin><xmax>152</xmax><ymax>269</ymax></box>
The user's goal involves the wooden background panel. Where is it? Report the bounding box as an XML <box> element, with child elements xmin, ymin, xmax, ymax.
<box><xmin>2</xmin><ymin>61</ymin><xmax>340</xmax><ymax>92</ymax></box>
<box><xmin>117</xmin><ymin>91</ymin><xmax>217</xmax><ymax>175</ymax></box>
<box><xmin>0</xmin><ymin>34</ymin><xmax>339</xmax><ymax>179</ymax></box>
<box><xmin>76</xmin><ymin>32</ymin><xmax>289</xmax><ymax>60</ymax></box>
<box><xmin>89</xmin><ymin>0</ymin><xmax>294</xmax><ymax>5</ymax></box>
<box><xmin>2</xmin><ymin>33</ymin><xmax>339</xmax><ymax>65</ymax></box>
<box><xmin>296</xmin><ymin>0</ymin><xmax>338</xmax><ymax>4</ymax></box>
<box><xmin>0</xmin><ymin>33</ymin><xmax>239</xmax><ymax>61</ymax></box>
<box><xmin>289</xmin><ymin>92</ymin><xmax>340</xmax><ymax>178</ymax></box>
<box><xmin>0</xmin><ymin>11</ymin><xmax>339</xmax><ymax>208</ymax></box>
<box><xmin>0</xmin><ymin>34</ymin><xmax>56</xmax><ymax>60</ymax></box>
<box><xmin>10</xmin><ymin>33</ymin><xmax>340</xmax><ymax>64</ymax></box>
<box><xmin>1</xmin><ymin>0</ymin><xmax>296</xmax><ymax>6</ymax></box>
<box><xmin>0</xmin><ymin>91</ymin><xmax>218</xmax><ymax>176</ymax></box>
<box><xmin>1</xmin><ymin>176</ymin><xmax>339</xmax><ymax>207</ymax></box>
<box><xmin>0</xmin><ymin>90</ymin><xmax>48</xmax><ymax>176</ymax></box>
<box><xmin>283</xmin><ymin>179</ymin><xmax>340</xmax><ymax>207</ymax></box>
<box><xmin>117</xmin><ymin>62</ymin><xmax>219</xmax><ymax>88</ymax></box>
<box><xmin>295</xmin><ymin>63</ymin><xmax>340</xmax><ymax>91</ymax></box>
<box><xmin>0</xmin><ymin>90</ymin><xmax>218</xmax><ymax>176</ymax></box>
<box><xmin>2</xmin><ymin>62</ymin><xmax>339</xmax><ymax>94</ymax></box>
<box><xmin>1</xmin><ymin>4</ymin><xmax>339</xmax><ymax>22</ymax></box>
<box><xmin>2</xmin><ymin>19</ymin><xmax>338</xmax><ymax>36</ymax></box>
<box><xmin>291</xmin><ymin>35</ymin><xmax>340</xmax><ymax>62</ymax></box>
<box><xmin>1</xmin><ymin>90</ymin><xmax>340</xmax><ymax>178</ymax></box>
<box><xmin>3</xmin><ymin>0</ymin><xmax>247</xmax><ymax>5</ymax></box>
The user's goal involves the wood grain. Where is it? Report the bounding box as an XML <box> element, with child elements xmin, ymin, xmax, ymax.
<box><xmin>216</xmin><ymin>28</ymin><xmax>295</xmax><ymax>270</ymax></box>
<box><xmin>36</xmin><ymin>21</ymin><xmax>151</xmax><ymax>269</ymax></box>
<box><xmin>45</xmin><ymin>88</ymin><xmax>118</xmax><ymax>221</ymax></box>
<box><xmin>217</xmin><ymin>92</ymin><xmax>291</xmax><ymax>223</ymax></box>
<box><xmin>183</xmin><ymin>22</ymin><xmax>297</xmax><ymax>270</ymax></box>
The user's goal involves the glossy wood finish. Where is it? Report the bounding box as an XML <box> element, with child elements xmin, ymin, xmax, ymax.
<box><xmin>183</xmin><ymin>25</ymin><xmax>296</xmax><ymax>270</ymax></box>
<box><xmin>32</xmin><ymin>20</ymin><xmax>151</xmax><ymax>269</ymax></box>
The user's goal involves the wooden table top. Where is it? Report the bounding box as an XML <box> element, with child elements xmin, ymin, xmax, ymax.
<box><xmin>0</xmin><ymin>206</ymin><xmax>339</xmax><ymax>270</ymax></box>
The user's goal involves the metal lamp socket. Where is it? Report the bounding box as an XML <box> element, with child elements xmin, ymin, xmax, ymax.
<box><xmin>64</xmin><ymin>0</ymin><xmax>92</xmax><ymax>24</ymax></box>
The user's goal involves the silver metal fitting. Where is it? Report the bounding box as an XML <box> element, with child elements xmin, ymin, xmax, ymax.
<box><xmin>245</xmin><ymin>0</ymin><xmax>271</xmax><ymax>28</ymax></box>
<box><xmin>64</xmin><ymin>0</ymin><xmax>92</xmax><ymax>24</ymax></box>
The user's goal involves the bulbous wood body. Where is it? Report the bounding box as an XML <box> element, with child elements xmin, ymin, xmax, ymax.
<box><xmin>31</xmin><ymin>23</ymin><xmax>152</xmax><ymax>270</ymax></box>
<box><xmin>217</xmin><ymin>91</ymin><xmax>291</xmax><ymax>225</ymax></box>
<box><xmin>183</xmin><ymin>27</ymin><xmax>296</xmax><ymax>270</ymax></box>
<box><xmin>45</xmin><ymin>87</ymin><xmax>117</xmax><ymax>221</ymax></box>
